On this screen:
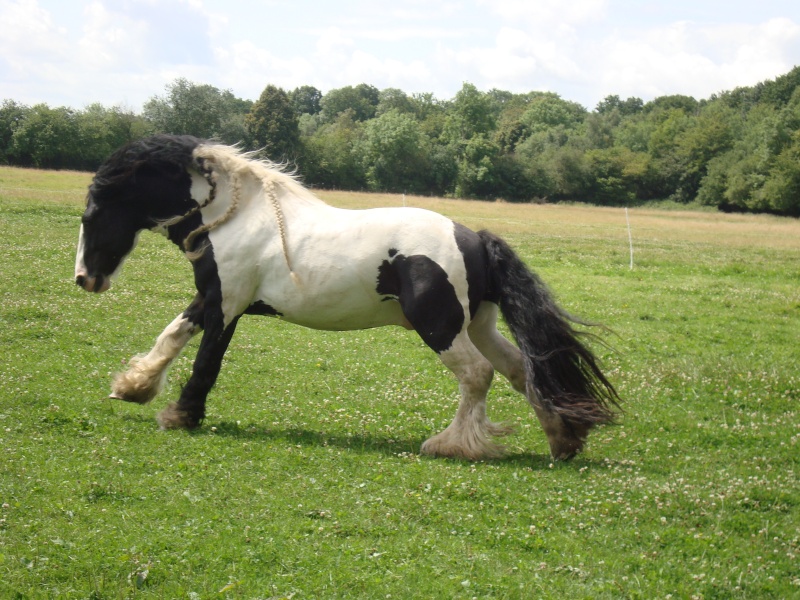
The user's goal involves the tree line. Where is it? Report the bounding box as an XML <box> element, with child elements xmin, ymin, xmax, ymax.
<box><xmin>2</xmin><ymin>67</ymin><xmax>799</xmax><ymax>215</ymax></box>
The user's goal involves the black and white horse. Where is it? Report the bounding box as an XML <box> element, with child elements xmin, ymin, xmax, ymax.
<box><xmin>75</xmin><ymin>134</ymin><xmax>619</xmax><ymax>460</ymax></box>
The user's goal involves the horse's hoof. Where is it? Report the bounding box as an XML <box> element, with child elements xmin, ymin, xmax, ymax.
<box><xmin>108</xmin><ymin>390</ymin><xmax>154</xmax><ymax>404</ymax></box>
<box><xmin>157</xmin><ymin>403</ymin><xmax>201</xmax><ymax>430</ymax></box>
<box><xmin>549</xmin><ymin>438</ymin><xmax>584</xmax><ymax>461</ymax></box>
<box><xmin>421</xmin><ymin>431</ymin><xmax>506</xmax><ymax>461</ymax></box>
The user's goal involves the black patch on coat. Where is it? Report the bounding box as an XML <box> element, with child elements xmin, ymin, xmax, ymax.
<box><xmin>376</xmin><ymin>251</ymin><xmax>463</xmax><ymax>353</ymax></box>
<box><xmin>182</xmin><ymin>292</ymin><xmax>207</xmax><ymax>328</ymax></box>
<box><xmin>187</xmin><ymin>241</ymin><xmax>225</xmax><ymax>327</ymax></box>
<box><xmin>174</xmin><ymin>238</ymin><xmax>231</xmax><ymax>426</ymax></box>
<box><xmin>245</xmin><ymin>300</ymin><xmax>282</xmax><ymax>317</ymax></box>
<box><xmin>453</xmin><ymin>222</ymin><xmax>491</xmax><ymax>317</ymax></box>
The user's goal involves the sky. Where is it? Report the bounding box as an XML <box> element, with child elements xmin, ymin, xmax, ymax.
<box><xmin>2</xmin><ymin>0</ymin><xmax>799</xmax><ymax>112</ymax></box>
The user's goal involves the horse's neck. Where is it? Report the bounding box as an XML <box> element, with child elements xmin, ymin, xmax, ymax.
<box><xmin>201</xmin><ymin>171</ymin><xmax>333</xmax><ymax>232</ymax></box>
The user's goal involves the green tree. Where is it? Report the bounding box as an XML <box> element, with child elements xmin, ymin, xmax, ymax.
<box><xmin>719</xmin><ymin>66</ymin><xmax>800</xmax><ymax>112</ymax></box>
<box><xmin>584</xmin><ymin>110</ymin><xmax>620</xmax><ymax>149</ymax></box>
<box><xmin>143</xmin><ymin>78</ymin><xmax>252</xmax><ymax>143</ymax></box>
<box><xmin>376</xmin><ymin>88</ymin><xmax>415</xmax><ymax>117</ymax></box>
<box><xmin>411</xmin><ymin>93</ymin><xmax>448</xmax><ymax>140</ymax></box>
<box><xmin>615</xmin><ymin>112</ymin><xmax>657</xmax><ymax>153</ymax></box>
<box><xmin>644</xmin><ymin>94</ymin><xmax>699</xmax><ymax>115</ymax></box>
<box><xmin>584</xmin><ymin>147</ymin><xmax>651</xmax><ymax>204</ymax></box>
<box><xmin>673</xmin><ymin>102</ymin><xmax>738</xmax><ymax>201</ymax></box>
<box><xmin>596</xmin><ymin>95</ymin><xmax>643</xmax><ymax>117</ymax></box>
<box><xmin>356</xmin><ymin>109</ymin><xmax>430</xmax><ymax>192</ymax></box>
<box><xmin>75</xmin><ymin>104</ymin><xmax>149</xmax><ymax>170</ymax></box>
<box><xmin>645</xmin><ymin>107</ymin><xmax>693</xmax><ymax>199</ymax></box>
<box><xmin>453</xmin><ymin>134</ymin><xmax>501</xmax><ymax>198</ymax></box>
<box><xmin>245</xmin><ymin>85</ymin><xmax>301</xmax><ymax>161</ymax></box>
<box><xmin>9</xmin><ymin>104</ymin><xmax>79</xmax><ymax>168</ymax></box>
<box><xmin>301</xmin><ymin>110</ymin><xmax>365</xmax><ymax>190</ymax></box>
<box><xmin>494</xmin><ymin>101</ymin><xmax>530</xmax><ymax>153</ymax></box>
<box><xmin>289</xmin><ymin>86</ymin><xmax>322</xmax><ymax>116</ymax></box>
<box><xmin>0</xmin><ymin>100</ymin><xmax>29</xmax><ymax>164</ymax></box>
<box><xmin>426</xmin><ymin>143</ymin><xmax>459</xmax><ymax>197</ymax></box>
<box><xmin>443</xmin><ymin>83</ymin><xmax>496</xmax><ymax>143</ymax></box>
<box><xmin>539</xmin><ymin>145</ymin><xmax>593</xmax><ymax>200</ymax></box>
<box><xmin>519</xmin><ymin>93</ymin><xmax>586</xmax><ymax>134</ymax></box>
<box><xmin>698</xmin><ymin>94</ymin><xmax>800</xmax><ymax>215</ymax></box>
<box><xmin>759</xmin><ymin>130</ymin><xmax>800</xmax><ymax>215</ymax></box>
<box><xmin>320</xmin><ymin>84</ymin><xmax>380</xmax><ymax>122</ymax></box>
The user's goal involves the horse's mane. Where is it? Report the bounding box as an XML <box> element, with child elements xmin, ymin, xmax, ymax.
<box><xmin>91</xmin><ymin>135</ymin><xmax>325</xmax><ymax>208</ymax></box>
<box><xmin>90</xmin><ymin>134</ymin><xmax>200</xmax><ymax>195</ymax></box>
<box><xmin>192</xmin><ymin>142</ymin><xmax>327</xmax><ymax>208</ymax></box>
<box><xmin>187</xmin><ymin>142</ymin><xmax>324</xmax><ymax>279</ymax></box>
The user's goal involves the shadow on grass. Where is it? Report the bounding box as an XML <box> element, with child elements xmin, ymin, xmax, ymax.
<box><xmin>215</xmin><ymin>419</ymin><xmax>425</xmax><ymax>457</ymax></box>
<box><xmin>188</xmin><ymin>419</ymin><xmax>603</xmax><ymax>470</ymax></box>
<box><xmin>117</xmin><ymin>413</ymin><xmax>605</xmax><ymax>470</ymax></box>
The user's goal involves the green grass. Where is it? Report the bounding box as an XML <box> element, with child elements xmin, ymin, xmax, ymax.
<box><xmin>1</xmin><ymin>166</ymin><xmax>798</xmax><ymax>599</ymax></box>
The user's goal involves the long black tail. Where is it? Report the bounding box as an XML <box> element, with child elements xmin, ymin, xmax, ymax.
<box><xmin>478</xmin><ymin>230</ymin><xmax>620</xmax><ymax>429</ymax></box>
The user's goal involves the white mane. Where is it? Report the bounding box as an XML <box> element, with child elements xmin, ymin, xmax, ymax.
<box><xmin>192</xmin><ymin>142</ymin><xmax>326</xmax><ymax>208</ymax></box>
<box><xmin>185</xmin><ymin>142</ymin><xmax>321</xmax><ymax>281</ymax></box>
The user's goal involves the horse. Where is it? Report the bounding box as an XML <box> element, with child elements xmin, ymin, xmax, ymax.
<box><xmin>74</xmin><ymin>134</ymin><xmax>619</xmax><ymax>461</ymax></box>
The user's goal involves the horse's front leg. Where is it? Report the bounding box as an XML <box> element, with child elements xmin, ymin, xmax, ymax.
<box><xmin>111</xmin><ymin>293</ymin><xmax>205</xmax><ymax>404</ymax></box>
<box><xmin>156</xmin><ymin>312</ymin><xmax>240</xmax><ymax>430</ymax></box>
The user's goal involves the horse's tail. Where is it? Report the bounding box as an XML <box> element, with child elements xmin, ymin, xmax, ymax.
<box><xmin>477</xmin><ymin>230</ymin><xmax>620</xmax><ymax>456</ymax></box>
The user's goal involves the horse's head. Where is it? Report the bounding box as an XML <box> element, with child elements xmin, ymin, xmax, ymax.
<box><xmin>75</xmin><ymin>135</ymin><xmax>202</xmax><ymax>293</ymax></box>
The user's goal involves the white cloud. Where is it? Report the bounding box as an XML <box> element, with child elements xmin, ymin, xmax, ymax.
<box><xmin>340</xmin><ymin>50</ymin><xmax>433</xmax><ymax>90</ymax></box>
<box><xmin>0</xmin><ymin>0</ymin><xmax>223</xmax><ymax>107</ymax></box>
<box><xmin>2</xmin><ymin>0</ymin><xmax>798</xmax><ymax>109</ymax></box>
<box><xmin>0</xmin><ymin>0</ymin><xmax>64</xmax><ymax>51</ymax></box>
<box><xmin>213</xmin><ymin>41</ymin><xmax>314</xmax><ymax>98</ymax></box>
<box><xmin>314</xmin><ymin>26</ymin><xmax>356</xmax><ymax>60</ymax></box>
<box><xmin>0</xmin><ymin>0</ymin><xmax>68</xmax><ymax>72</ymax></box>
<box><xmin>592</xmin><ymin>17</ymin><xmax>800</xmax><ymax>102</ymax></box>
<box><xmin>434</xmin><ymin>24</ymin><xmax>587</xmax><ymax>101</ymax></box>
<box><xmin>477</xmin><ymin>0</ymin><xmax>608</xmax><ymax>27</ymax></box>
<box><xmin>728</xmin><ymin>18</ymin><xmax>800</xmax><ymax>69</ymax></box>
<box><xmin>77</xmin><ymin>1</ymin><xmax>149</xmax><ymax>69</ymax></box>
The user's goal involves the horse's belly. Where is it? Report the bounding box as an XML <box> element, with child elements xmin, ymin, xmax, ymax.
<box><xmin>273</xmin><ymin>294</ymin><xmax>407</xmax><ymax>331</ymax></box>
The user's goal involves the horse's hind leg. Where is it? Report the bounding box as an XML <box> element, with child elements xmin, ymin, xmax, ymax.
<box><xmin>111</xmin><ymin>294</ymin><xmax>204</xmax><ymax>404</ymax></box>
<box><xmin>467</xmin><ymin>302</ymin><xmax>582</xmax><ymax>460</ymax></box>
<box><xmin>419</xmin><ymin>330</ymin><xmax>510</xmax><ymax>460</ymax></box>
<box><xmin>467</xmin><ymin>302</ymin><xmax>526</xmax><ymax>393</ymax></box>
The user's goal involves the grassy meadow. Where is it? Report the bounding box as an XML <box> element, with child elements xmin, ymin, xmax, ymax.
<box><xmin>0</xmin><ymin>165</ymin><xmax>798</xmax><ymax>599</ymax></box>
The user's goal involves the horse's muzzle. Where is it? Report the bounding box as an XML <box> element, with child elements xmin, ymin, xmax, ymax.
<box><xmin>75</xmin><ymin>272</ymin><xmax>110</xmax><ymax>293</ymax></box>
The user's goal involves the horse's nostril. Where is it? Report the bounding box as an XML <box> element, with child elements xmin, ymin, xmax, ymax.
<box><xmin>76</xmin><ymin>274</ymin><xmax>86</xmax><ymax>287</ymax></box>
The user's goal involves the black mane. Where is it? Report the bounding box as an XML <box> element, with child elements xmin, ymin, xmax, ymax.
<box><xmin>90</xmin><ymin>134</ymin><xmax>204</xmax><ymax>196</ymax></box>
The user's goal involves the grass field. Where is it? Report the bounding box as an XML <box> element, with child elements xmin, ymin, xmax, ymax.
<box><xmin>1</xmin><ymin>165</ymin><xmax>798</xmax><ymax>599</ymax></box>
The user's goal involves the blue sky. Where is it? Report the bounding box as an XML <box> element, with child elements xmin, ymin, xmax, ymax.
<box><xmin>2</xmin><ymin>0</ymin><xmax>798</xmax><ymax>111</ymax></box>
